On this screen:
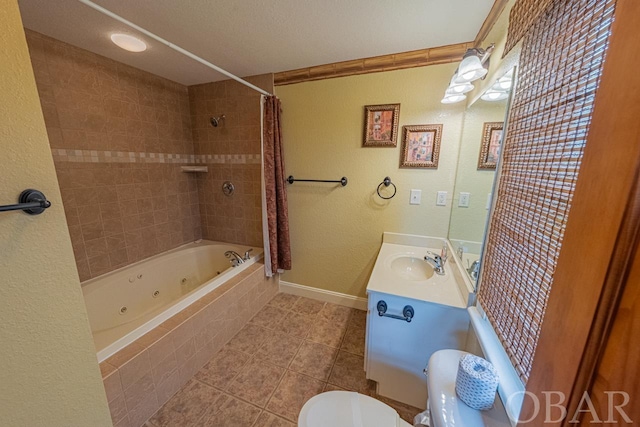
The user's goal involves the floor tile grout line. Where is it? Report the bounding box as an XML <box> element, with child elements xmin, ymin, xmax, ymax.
<box><xmin>255</xmin><ymin>324</ymin><xmax>309</xmax><ymax>414</ymax></box>
<box><xmin>251</xmin><ymin>409</ymin><xmax>294</xmax><ymax>427</ymax></box>
<box><xmin>261</xmin><ymin>363</ymin><xmax>289</xmax><ymax>414</ymax></box>
<box><xmin>196</xmin><ymin>363</ymin><xmax>284</xmax><ymax>414</ymax></box>
<box><xmin>227</xmin><ymin>354</ymin><xmax>285</xmax><ymax>408</ymax></box>
<box><xmin>149</xmin><ymin>294</ymin><xmax>367</xmax><ymax>427</ymax></box>
<box><xmin>264</xmin><ymin>367</ymin><xmax>328</xmax><ymax>424</ymax></box>
<box><xmin>185</xmin><ymin>378</ymin><xmax>228</xmax><ymax>427</ymax></box>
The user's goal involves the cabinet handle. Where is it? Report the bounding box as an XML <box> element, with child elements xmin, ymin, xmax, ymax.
<box><xmin>376</xmin><ymin>300</ymin><xmax>414</xmax><ymax>323</ymax></box>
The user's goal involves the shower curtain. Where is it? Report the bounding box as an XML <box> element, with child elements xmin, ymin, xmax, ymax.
<box><xmin>261</xmin><ymin>95</ymin><xmax>291</xmax><ymax>276</ymax></box>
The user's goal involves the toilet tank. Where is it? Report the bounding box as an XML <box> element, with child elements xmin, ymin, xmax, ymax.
<box><xmin>426</xmin><ymin>350</ymin><xmax>511</xmax><ymax>427</ymax></box>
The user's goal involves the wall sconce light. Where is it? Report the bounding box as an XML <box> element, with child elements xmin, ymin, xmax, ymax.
<box><xmin>441</xmin><ymin>44</ymin><xmax>495</xmax><ymax>104</ymax></box>
<box><xmin>446</xmin><ymin>74</ymin><xmax>474</xmax><ymax>95</ymax></box>
<box><xmin>481</xmin><ymin>69</ymin><xmax>514</xmax><ymax>102</ymax></box>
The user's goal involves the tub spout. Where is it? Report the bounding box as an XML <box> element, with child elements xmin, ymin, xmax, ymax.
<box><xmin>225</xmin><ymin>250</ymin><xmax>244</xmax><ymax>266</ymax></box>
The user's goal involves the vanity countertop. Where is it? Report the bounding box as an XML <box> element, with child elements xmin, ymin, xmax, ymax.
<box><xmin>366</xmin><ymin>233</ymin><xmax>474</xmax><ymax>308</ymax></box>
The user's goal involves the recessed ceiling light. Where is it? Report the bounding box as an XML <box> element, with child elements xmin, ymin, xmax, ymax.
<box><xmin>110</xmin><ymin>34</ymin><xmax>147</xmax><ymax>52</ymax></box>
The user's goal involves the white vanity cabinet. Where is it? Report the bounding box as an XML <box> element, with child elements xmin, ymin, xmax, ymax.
<box><xmin>365</xmin><ymin>292</ymin><xmax>469</xmax><ymax>409</ymax></box>
<box><xmin>364</xmin><ymin>233</ymin><xmax>474</xmax><ymax>409</ymax></box>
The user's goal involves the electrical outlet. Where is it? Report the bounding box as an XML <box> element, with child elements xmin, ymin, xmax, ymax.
<box><xmin>436</xmin><ymin>191</ymin><xmax>447</xmax><ymax>206</ymax></box>
<box><xmin>459</xmin><ymin>192</ymin><xmax>470</xmax><ymax>207</ymax></box>
<box><xmin>410</xmin><ymin>189</ymin><xmax>421</xmax><ymax>205</ymax></box>
<box><xmin>486</xmin><ymin>193</ymin><xmax>492</xmax><ymax>210</ymax></box>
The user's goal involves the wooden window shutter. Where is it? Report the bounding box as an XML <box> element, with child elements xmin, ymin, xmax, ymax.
<box><xmin>477</xmin><ymin>0</ymin><xmax>617</xmax><ymax>383</ymax></box>
<box><xmin>503</xmin><ymin>0</ymin><xmax>555</xmax><ymax>56</ymax></box>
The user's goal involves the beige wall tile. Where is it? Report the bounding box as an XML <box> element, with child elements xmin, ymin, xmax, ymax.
<box><xmin>118</xmin><ymin>353</ymin><xmax>156</xmax><ymax>392</ymax></box>
<box><xmin>127</xmin><ymin>392</ymin><xmax>159</xmax><ymax>427</ymax></box>
<box><xmin>154</xmin><ymin>369</ymin><xmax>183</xmax><ymax>407</ymax></box>
<box><xmin>26</xmin><ymin>30</ymin><xmax>202</xmax><ymax>281</ymax></box>
<box><xmin>152</xmin><ymin>352</ymin><xmax>178</xmax><ymax>387</ymax></box>
<box><xmin>123</xmin><ymin>372</ymin><xmax>155</xmax><ymax>411</ymax></box>
<box><xmin>103</xmin><ymin>369</ymin><xmax>124</xmax><ymax>403</ymax></box>
<box><xmin>108</xmin><ymin>393</ymin><xmax>129</xmax><ymax>426</ymax></box>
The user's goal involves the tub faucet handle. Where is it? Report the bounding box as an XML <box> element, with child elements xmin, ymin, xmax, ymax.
<box><xmin>243</xmin><ymin>249</ymin><xmax>253</xmax><ymax>261</ymax></box>
<box><xmin>225</xmin><ymin>250</ymin><xmax>244</xmax><ymax>266</ymax></box>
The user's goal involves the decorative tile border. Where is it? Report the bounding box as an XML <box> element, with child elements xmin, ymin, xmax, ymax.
<box><xmin>51</xmin><ymin>149</ymin><xmax>261</xmax><ymax>165</ymax></box>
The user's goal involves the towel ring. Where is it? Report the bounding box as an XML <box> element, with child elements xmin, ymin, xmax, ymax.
<box><xmin>377</xmin><ymin>177</ymin><xmax>396</xmax><ymax>200</ymax></box>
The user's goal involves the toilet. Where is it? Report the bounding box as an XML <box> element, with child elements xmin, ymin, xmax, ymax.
<box><xmin>428</xmin><ymin>349</ymin><xmax>514</xmax><ymax>426</ymax></box>
<box><xmin>299</xmin><ymin>349</ymin><xmax>502</xmax><ymax>427</ymax></box>
<box><xmin>298</xmin><ymin>391</ymin><xmax>413</xmax><ymax>427</ymax></box>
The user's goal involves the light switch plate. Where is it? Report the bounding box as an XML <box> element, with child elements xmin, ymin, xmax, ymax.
<box><xmin>436</xmin><ymin>191</ymin><xmax>447</xmax><ymax>206</ymax></box>
<box><xmin>459</xmin><ymin>192</ymin><xmax>470</xmax><ymax>207</ymax></box>
<box><xmin>486</xmin><ymin>193</ymin><xmax>492</xmax><ymax>210</ymax></box>
<box><xmin>410</xmin><ymin>189</ymin><xmax>422</xmax><ymax>205</ymax></box>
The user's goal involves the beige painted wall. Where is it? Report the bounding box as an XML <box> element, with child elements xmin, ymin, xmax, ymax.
<box><xmin>276</xmin><ymin>65</ymin><xmax>466</xmax><ymax>297</ymax></box>
<box><xmin>449</xmin><ymin>99</ymin><xmax>508</xmax><ymax>243</ymax></box>
<box><xmin>0</xmin><ymin>2</ymin><xmax>111</xmax><ymax>425</ymax></box>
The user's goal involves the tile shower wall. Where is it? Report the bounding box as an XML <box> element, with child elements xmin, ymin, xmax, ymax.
<box><xmin>25</xmin><ymin>30</ymin><xmax>201</xmax><ymax>281</ymax></box>
<box><xmin>189</xmin><ymin>74</ymin><xmax>273</xmax><ymax>247</ymax></box>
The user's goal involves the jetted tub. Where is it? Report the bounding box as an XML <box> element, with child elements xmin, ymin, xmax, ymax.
<box><xmin>81</xmin><ymin>240</ymin><xmax>263</xmax><ymax>362</ymax></box>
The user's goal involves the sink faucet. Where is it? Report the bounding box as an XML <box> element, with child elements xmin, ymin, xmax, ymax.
<box><xmin>467</xmin><ymin>259</ymin><xmax>480</xmax><ymax>281</ymax></box>
<box><xmin>225</xmin><ymin>250</ymin><xmax>244</xmax><ymax>267</ymax></box>
<box><xmin>243</xmin><ymin>248</ymin><xmax>253</xmax><ymax>261</ymax></box>
<box><xmin>424</xmin><ymin>251</ymin><xmax>446</xmax><ymax>275</ymax></box>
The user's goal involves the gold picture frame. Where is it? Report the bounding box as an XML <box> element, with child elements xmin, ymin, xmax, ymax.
<box><xmin>363</xmin><ymin>104</ymin><xmax>400</xmax><ymax>147</ymax></box>
<box><xmin>399</xmin><ymin>124</ymin><xmax>442</xmax><ymax>169</ymax></box>
<box><xmin>478</xmin><ymin>122</ymin><xmax>504</xmax><ymax>170</ymax></box>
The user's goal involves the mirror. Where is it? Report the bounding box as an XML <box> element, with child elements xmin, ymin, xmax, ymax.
<box><xmin>448</xmin><ymin>68</ymin><xmax>516</xmax><ymax>283</ymax></box>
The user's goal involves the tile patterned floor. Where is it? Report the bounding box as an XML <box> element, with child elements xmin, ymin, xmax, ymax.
<box><xmin>146</xmin><ymin>293</ymin><xmax>421</xmax><ymax>427</ymax></box>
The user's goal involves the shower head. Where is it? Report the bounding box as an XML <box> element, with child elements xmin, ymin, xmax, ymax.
<box><xmin>210</xmin><ymin>115</ymin><xmax>225</xmax><ymax>127</ymax></box>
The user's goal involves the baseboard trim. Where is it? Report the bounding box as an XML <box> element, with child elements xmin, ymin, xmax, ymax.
<box><xmin>279</xmin><ymin>281</ymin><xmax>368</xmax><ymax>311</ymax></box>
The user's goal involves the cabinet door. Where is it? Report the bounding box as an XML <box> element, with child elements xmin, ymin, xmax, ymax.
<box><xmin>366</xmin><ymin>292</ymin><xmax>469</xmax><ymax>409</ymax></box>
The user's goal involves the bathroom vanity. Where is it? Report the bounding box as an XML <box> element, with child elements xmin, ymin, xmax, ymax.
<box><xmin>365</xmin><ymin>233</ymin><xmax>474</xmax><ymax>409</ymax></box>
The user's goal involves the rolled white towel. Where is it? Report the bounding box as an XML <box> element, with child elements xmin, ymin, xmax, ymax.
<box><xmin>455</xmin><ymin>354</ymin><xmax>499</xmax><ymax>410</ymax></box>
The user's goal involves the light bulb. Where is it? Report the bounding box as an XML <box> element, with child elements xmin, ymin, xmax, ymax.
<box><xmin>441</xmin><ymin>94</ymin><xmax>467</xmax><ymax>104</ymax></box>
<box><xmin>481</xmin><ymin>90</ymin><xmax>509</xmax><ymax>101</ymax></box>
<box><xmin>110</xmin><ymin>34</ymin><xmax>147</xmax><ymax>52</ymax></box>
<box><xmin>446</xmin><ymin>83</ymin><xmax>474</xmax><ymax>95</ymax></box>
<box><xmin>494</xmin><ymin>79</ymin><xmax>512</xmax><ymax>90</ymax></box>
<box><xmin>447</xmin><ymin>74</ymin><xmax>474</xmax><ymax>95</ymax></box>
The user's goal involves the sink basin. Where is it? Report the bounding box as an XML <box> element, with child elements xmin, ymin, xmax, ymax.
<box><xmin>390</xmin><ymin>256</ymin><xmax>434</xmax><ymax>281</ymax></box>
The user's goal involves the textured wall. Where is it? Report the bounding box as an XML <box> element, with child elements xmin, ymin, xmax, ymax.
<box><xmin>0</xmin><ymin>2</ymin><xmax>111</xmax><ymax>425</ymax></box>
<box><xmin>189</xmin><ymin>75</ymin><xmax>273</xmax><ymax>247</ymax></box>
<box><xmin>276</xmin><ymin>65</ymin><xmax>466</xmax><ymax>297</ymax></box>
<box><xmin>25</xmin><ymin>30</ymin><xmax>201</xmax><ymax>281</ymax></box>
<box><xmin>449</xmin><ymin>99</ymin><xmax>508</xmax><ymax>243</ymax></box>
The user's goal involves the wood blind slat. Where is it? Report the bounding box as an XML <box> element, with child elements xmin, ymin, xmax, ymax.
<box><xmin>478</xmin><ymin>0</ymin><xmax>617</xmax><ymax>383</ymax></box>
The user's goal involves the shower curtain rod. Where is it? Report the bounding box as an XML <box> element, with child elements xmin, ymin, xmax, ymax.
<box><xmin>76</xmin><ymin>0</ymin><xmax>273</xmax><ymax>97</ymax></box>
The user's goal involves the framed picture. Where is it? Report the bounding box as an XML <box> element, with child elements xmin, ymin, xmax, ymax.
<box><xmin>478</xmin><ymin>122</ymin><xmax>504</xmax><ymax>170</ymax></box>
<box><xmin>363</xmin><ymin>104</ymin><xmax>400</xmax><ymax>147</ymax></box>
<box><xmin>399</xmin><ymin>124</ymin><xmax>443</xmax><ymax>169</ymax></box>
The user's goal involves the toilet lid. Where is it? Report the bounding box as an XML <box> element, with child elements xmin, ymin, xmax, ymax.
<box><xmin>298</xmin><ymin>391</ymin><xmax>401</xmax><ymax>427</ymax></box>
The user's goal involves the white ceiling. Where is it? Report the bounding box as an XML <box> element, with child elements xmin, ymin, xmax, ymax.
<box><xmin>18</xmin><ymin>0</ymin><xmax>494</xmax><ymax>86</ymax></box>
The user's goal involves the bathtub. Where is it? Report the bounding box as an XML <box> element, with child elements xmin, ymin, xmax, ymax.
<box><xmin>81</xmin><ymin>240</ymin><xmax>263</xmax><ymax>362</ymax></box>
